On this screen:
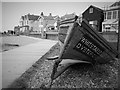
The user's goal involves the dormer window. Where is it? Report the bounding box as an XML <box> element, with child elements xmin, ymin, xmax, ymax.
<box><xmin>89</xmin><ymin>8</ymin><xmax>93</xmax><ymax>13</ymax></box>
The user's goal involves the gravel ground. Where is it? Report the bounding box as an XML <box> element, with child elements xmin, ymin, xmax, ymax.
<box><xmin>8</xmin><ymin>42</ymin><xmax>118</xmax><ymax>89</ymax></box>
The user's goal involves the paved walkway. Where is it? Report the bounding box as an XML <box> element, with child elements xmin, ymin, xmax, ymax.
<box><xmin>1</xmin><ymin>38</ymin><xmax>57</xmax><ymax>88</ymax></box>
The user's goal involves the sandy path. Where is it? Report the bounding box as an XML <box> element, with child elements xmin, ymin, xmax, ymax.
<box><xmin>1</xmin><ymin>36</ymin><xmax>57</xmax><ymax>88</ymax></box>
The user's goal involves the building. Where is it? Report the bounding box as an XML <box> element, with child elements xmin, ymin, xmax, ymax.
<box><xmin>38</xmin><ymin>12</ymin><xmax>59</xmax><ymax>32</ymax></box>
<box><xmin>14</xmin><ymin>26</ymin><xmax>20</xmax><ymax>35</ymax></box>
<box><xmin>19</xmin><ymin>13</ymin><xmax>40</xmax><ymax>34</ymax></box>
<box><xmin>7</xmin><ymin>30</ymin><xmax>14</xmax><ymax>35</ymax></box>
<box><xmin>38</xmin><ymin>12</ymin><xmax>59</xmax><ymax>39</ymax></box>
<box><xmin>102</xmin><ymin>1</ymin><xmax>120</xmax><ymax>32</ymax></box>
<box><xmin>82</xmin><ymin>5</ymin><xmax>104</xmax><ymax>32</ymax></box>
<box><xmin>60</xmin><ymin>13</ymin><xmax>76</xmax><ymax>20</ymax></box>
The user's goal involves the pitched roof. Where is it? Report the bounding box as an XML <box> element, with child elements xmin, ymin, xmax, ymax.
<box><xmin>82</xmin><ymin>5</ymin><xmax>103</xmax><ymax>15</ymax></box>
<box><xmin>43</xmin><ymin>18</ymin><xmax>57</xmax><ymax>28</ymax></box>
<box><xmin>43</xmin><ymin>15</ymin><xmax>54</xmax><ymax>20</ymax></box>
<box><xmin>61</xmin><ymin>13</ymin><xmax>76</xmax><ymax>20</ymax></box>
<box><xmin>27</xmin><ymin>14</ymin><xmax>39</xmax><ymax>20</ymax></box>
<box><xmin>90</xmin><ymin>5</ymin><xmax>103</xmax><ymax>12</ymax></box>
<box><xmin>46</xmin><ymin>20</ymin><xmax>56</xmax><ymax>25</ymax></box>
<box><xmin>110</xmin><ymin>1</ymin><xmax>120</xmax><ymax>7</ymax></box>
<box><xmin>42</xmin><ymin>15</ymin><xmax>59</xmax><ymax>20</ymax></box>
<box><xmin>38</xmin><ymin>13</ymin><xmax>59</xmax><ymax>27</ymax></box>
<box><xmin>21</xmin><ymin>14</ymin><xmax>39</xmax><ymax>21</ymax></box>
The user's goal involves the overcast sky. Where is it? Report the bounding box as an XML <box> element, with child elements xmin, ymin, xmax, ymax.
<box><xmin>0</xmin><ymin>0</ymin><xmax>118</xmax><ymax>32</ymax></box>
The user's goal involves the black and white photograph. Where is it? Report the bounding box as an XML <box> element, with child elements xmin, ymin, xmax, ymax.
<box><xmin>0</xmin><ymin>0</ymin><xmax>119</xmax><ymax>89</ymax></box>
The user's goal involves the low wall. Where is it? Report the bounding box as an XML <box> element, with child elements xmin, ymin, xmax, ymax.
<box><xmin>46</xmin><ymin>34</ymin><xmax>58</xmax><ymax>40</ymax></box>
<box><xmin>99</xmin><ymin>32</ymin><xmax>118</xmax><ymax>50</ymax></box>
<box><xmin>28</xmin><ymin>33</ymin><xmax>58</xmax><ymax>40</ymax></box>
<box><xmin>46</xmin><ymin>32</ymin><xmax>58</xmax><ymax>40</ymax></box>
<box><xmin>28</xmin><ymin>34</ymin><xmax>41</xmax><ymax>38</ymax></box>
<box><xmin>100</xmin><ymin>32</ymin><xmax>118</xmax><ymax>42</ymax></box>
<box><xmin>28</xmin><ymin>32</ymin><xmax>118</xmax><ymax>50</ymax></box>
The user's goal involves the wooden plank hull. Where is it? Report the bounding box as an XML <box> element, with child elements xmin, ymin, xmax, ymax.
<box><xmin>58</xmin><ymin>18</ymin><xmax>118</xmax><ymax>64</ymax></box>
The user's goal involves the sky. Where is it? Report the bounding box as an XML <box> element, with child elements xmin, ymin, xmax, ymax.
<box><xmin>0</xmin><ymin>0</ymin><xmax>119</xmax><ymax>32</ymax></box>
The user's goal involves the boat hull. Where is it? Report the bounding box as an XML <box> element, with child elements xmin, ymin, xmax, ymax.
<box><xmin>58</xmin><ymin>18</ymin><xmax>118</xmax><ymax>64</ymax></box>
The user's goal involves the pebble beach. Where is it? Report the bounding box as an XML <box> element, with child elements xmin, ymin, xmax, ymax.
<box><xmin>1</xmin><ymin>35</ymin><xmax>118</xmax><ymax>89</ymax></box>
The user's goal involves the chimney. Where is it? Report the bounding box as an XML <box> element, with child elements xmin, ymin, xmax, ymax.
<box><xmin>28</xmin><ymin>13</ymin><xmax>30</xmax><ymax>15</ymax></box>
<box><xmin>41</xmin><ymin>12</ymin><xmax>44</xmax><ymax>16</ymax></box>
<box><xmin>49</xmin><ymin>13</ymin><xmax>52</xmax><ymax>16</ymax></box>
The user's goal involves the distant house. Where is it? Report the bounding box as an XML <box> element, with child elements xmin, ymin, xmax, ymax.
<box><xmin>19</xmin><ymin>13</ymin><xmax>40</xmax><ymax>34</ymax></box>
<box><xmin>60</xmin><ymin>13</ymin><xmax>76</xmax><ymax>20</ymax></box>
<box><xmin>35</xmin><ymin>12</ymin><xmax>59</xmax><ymax>39</ymax></box>
<box><xmin>38</xmin><ymin>12</ymin><xmax>59</xmax><ymax>32</ymax></box>
<box><xmin>14</xmin><ymin>26</ymin><xmax>20</xmax><ymax>35</ymax></box>
<box><xmin>102</xmin><ymin>1</ymin><xmax>120</xmax><ymax>32</ymax></box>
<box><xmin>8</xmin><ymin>30</ymin><xmax>14</xmax><ymax>35</ymax></box>
<box><xmin>82</xmin><ymin>5</ymin><xmax>104</xmax><ymax>32</ymax></box>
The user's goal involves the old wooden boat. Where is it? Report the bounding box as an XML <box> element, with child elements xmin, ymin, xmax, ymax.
<box><xmin>58</xmin><ymin>16</ymin><xmax>118</xmax><ymax>64</ymax></box>
<box><xmin>47</xmin><ymin>16</ymin><xmax>118</xmax><ymax>87</ymax></box>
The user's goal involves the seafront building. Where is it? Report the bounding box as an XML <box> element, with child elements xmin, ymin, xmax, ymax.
<box><xmin>14</xmin><ymin>1</ymin><xmax>119</xmax><ymax>41</ymax></box>
<box><xmin>102</xmin><ymin>1</ymin><xmax>120</xmax><ymax>33</ymax></box>
<box><xmin>19</xmin><ymin>14</ymin><xmax>40</xmax><ymax>34</ymax></box>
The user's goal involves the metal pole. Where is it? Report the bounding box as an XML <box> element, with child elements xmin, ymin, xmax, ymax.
<box><xmin>117</xmin><ymin>7</ymin><xmax>120</xmax><ymax>58</ymax></box>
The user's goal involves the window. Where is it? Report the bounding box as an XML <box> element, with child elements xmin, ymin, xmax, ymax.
<box><xmin>104</xmin><ymin>24</ymin><xmax>111</xmax><ymax>32</ymax></box>
<box><xmin>113</xmin><ymin>10</ymin><xmax>117</xmax><ymax>19</ymax></box>
<box><xmin>107</xmin><ymin>11</ymin><xmax>112</xmax><ymax>19</ymax></box>
<box><xmin>31</xmin><ymin>27</ymin><xmax>33</xmax><ymax>31</ymax></box>
<box><xmin>111</xmin><ymin>24</ymin><xmax>118</xmax><ymax>30</ymax></box>
<box><xmin>89</xmin><ymin>8</ymin><xmax>93</xmax><ymax>13</ymax></box>
<box><xmin>27</xmin><ymin>20</ymin><xmax>28</xmax><ymax>25</ymax></box>
<box><xmin>25</xmin><ymin>20</ymin><xmax>28</xmax><ymax>25</ymax></box>
<box><xmin>39</xmin><ymin>19</ymin><xmax>43</xmax><ymax>25</ymax></box>
<box><xmin>51</xmin><ymin>27</ymin><xmax>55</xmax><ymax>30</ymax></box>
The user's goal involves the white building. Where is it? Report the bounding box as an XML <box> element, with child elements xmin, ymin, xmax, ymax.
<box><xmin>38</xmin><ymin>12</ymin><xmax>59</xmax><ymax>32</ymax></box>
<box><xmin>19</xmin><ymin>13</ymin><xmax>40</xmax><ymax>34</ymax></box>
<box><xmin>102</xmin><ymin>1</ymin><xmax>120</xmax><ymax>33</ymax></box>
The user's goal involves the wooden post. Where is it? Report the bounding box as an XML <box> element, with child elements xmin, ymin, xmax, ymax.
<box><xmin>117</xmin><ymin>7</ymin><xmax>120</xmax><ymax>58</ymax></box>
